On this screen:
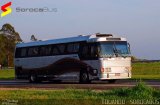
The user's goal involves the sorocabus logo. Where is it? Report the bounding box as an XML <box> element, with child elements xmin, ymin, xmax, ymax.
<box><xmin>1</xmin><ymin>2</ymin><xmax>12</xmax><ymax>18</ymax></box>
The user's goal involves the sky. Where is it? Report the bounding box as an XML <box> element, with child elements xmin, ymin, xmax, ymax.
<box><xmin>0</xmin><ymin>0</ymin><xmax>160</xmax><ymax>60</ymax></box>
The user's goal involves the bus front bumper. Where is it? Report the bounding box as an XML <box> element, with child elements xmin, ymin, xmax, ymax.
<box><xmin>100</xmin><ymin>73</ymin><xmax>131</xmax><ymax>80</ymax></box>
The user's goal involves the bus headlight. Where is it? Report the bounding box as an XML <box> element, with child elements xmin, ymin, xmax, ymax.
<box><xmin>105</xmin><ymin>68</ymin><xmax>111</xmax><ymax>72</ymax></box>
<box><xmin>101</xmin><ymin>68</ymin><xmax>111</xmax><ymax>73</ymax></box>
<box><xmin>101</xmin><ymin>68</ymin><xmax>105</xmax><ymax>73</ymax></box>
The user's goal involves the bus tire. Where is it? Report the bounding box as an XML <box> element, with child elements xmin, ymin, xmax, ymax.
<box><xmin>79</xmin><ymin>70</ymin><xmax>90</xmax><ymax>84</ymax></box>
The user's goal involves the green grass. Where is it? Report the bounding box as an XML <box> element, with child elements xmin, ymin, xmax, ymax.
<box><xmin>0</xmin><ymin>62</ymin><xmax>160</xmax><ymax>80</ymax></box>
<box><xmin>132</xmin><ymin>75</ymin><xmax>160</xmax><ymax>79</ymax></box>
<box><xmin>0</xmin><ymin>82</ymin><xmax>159</xmax><ymax>105</ymax></box>
<box><xmin>0</xmin><ymin>69</ymin><xmax>15</xmax><ymax>80</ymax></box>
<box><xmin>132</xmin><ymin>62</ymin><xmax>160</xmax><ymax>79</ymax></box>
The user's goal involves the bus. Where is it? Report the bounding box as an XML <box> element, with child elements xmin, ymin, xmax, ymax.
<box><xmin>14</xmin><ymin>33</ymin><xmax>131</xmax><ymax>83</ymax></box>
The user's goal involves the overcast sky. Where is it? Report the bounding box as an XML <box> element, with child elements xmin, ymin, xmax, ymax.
<box><xmin>0</xmin><ymin>0</ymin><xmax>160</xmax><ymax>60</ymax></box>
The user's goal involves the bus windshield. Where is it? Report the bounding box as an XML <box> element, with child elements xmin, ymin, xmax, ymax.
<box><xmin>99</xmin><ymin>41</ymin><xmax>130</xmax><ymax>57</ymax></box>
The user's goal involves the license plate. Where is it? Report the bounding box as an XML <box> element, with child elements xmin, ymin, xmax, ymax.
<box><xmin>115</xmin><ymin>73</ymin><xmax>120</xmax><ymax>76</ymax></box>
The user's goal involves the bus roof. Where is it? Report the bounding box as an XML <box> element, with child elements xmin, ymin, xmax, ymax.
<box><xmin>16</xmin><ymin>34</ymin><xmax>126</xmax><ymax>48</ymax></box>
<box><xmin>16</xmin><ymin>35</ymin><xmax>90</xmax><ymax>48</ymax></box>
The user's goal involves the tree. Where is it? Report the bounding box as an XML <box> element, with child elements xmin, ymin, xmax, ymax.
<box><xmin>0</xmin><ymin>35</ymin><xmax>7</xmax><ymax>66</ymax></box>
<box><xmin>131</xmin><ymin>56</ymin><xmax>138</xmax><ymax>61</ymax></box>
<box><xmin>0</xmin><ymin>23</ymin><xmax>22</xmax><ymax>43</ymax></box>
<box><xmin>0</xmin><ymin>23</ymin><xmax>23</xmax><ymax>67</ymax></box>
<box><xmin>30</xmin><ymin>35</ymin><xmax>38</xmax><ymax>41</ymax></box>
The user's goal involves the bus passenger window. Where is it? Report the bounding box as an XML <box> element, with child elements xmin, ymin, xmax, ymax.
<box><xmin>58</xmin><ymin>44</ymin><xmax>65</xmax><ymax>54</ymax></box>
<box><xmin>81</xmin><ymin>46</ymin><xmax>89</xmax><ymax>58</ymax></box>
<box><xmin>52</xmin><ymin>47</ymin><xmax>59</xmax><ymax>55</ymax></box>
<box><xmin>91</xmin><ymin>46</ymin><xmax>98</xmax><ymax>57</ymax></box>
<box><xmin>15</xmin><ymin>48</ymin><xmax>21</xmax><ymax>58</ymax></box>
<box><xmin>40</xmin><ymin>47</ymin><xmax>45</xmax><ymax>56</ymax></box>
<box><xmin>80</xmin><ymin>44</ymin><xmax>98</xmax><ymax>60</ymax></box>
<box><xmin>40</xmin><ymin>46</ymin><xmax>52</xmax><ymax>56</ymax></box>
<box><xmin>45</xmin><ymin>46</ymin><xmax>52</xmax><ymax>55</ymax></box>
<box><xmin>28</xmin><ymin>47</ymin><xmax>39</xmax><ymax>56</ymax></box>
<box><xmin>67</xmin><ymin>43</ymin><xmax>79</xmax><ymax>53</ymax></box>
<box><xmin>21</xmin><ymin>48</ymin><xmax>27</xmax><ymax>57</ymax></box>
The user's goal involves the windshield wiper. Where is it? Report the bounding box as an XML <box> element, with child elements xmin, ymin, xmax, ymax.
<box><xmin>113</xmin><ymin>43</ymin><xmax>126</xmax><ymax>58</ymax></box>
<box><xmin>113</xmin><ymin>48</ymin><xmax>119</xmax><ymax>57</ymax></box>
<box><xmin>112</xmin><ymin>42</ymin><xmax>118</xmax><ymax>57</ymax></box>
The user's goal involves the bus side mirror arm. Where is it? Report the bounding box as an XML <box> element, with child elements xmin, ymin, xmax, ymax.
<box><xmin>128</xmin><ymin>43</ymin><xmax>131</xmax><ymax>54</ymax></box>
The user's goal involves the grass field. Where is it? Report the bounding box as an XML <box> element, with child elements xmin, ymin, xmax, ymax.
<box><xmin>0</xmin><ymin>62</ymin><xmax>160</xmax><ymax>80</ymax></box>
<box><xmin>0</xmin><ymin>69</ymin><xmax>15</xmax><ymax>80</ymax></box>
<box><xmin>132</xmin><ymin>62</ymin><xmax>160</xmax><ymax>79</ymax></box>
<box><xmin>0</xmin><ymin>82</ymin><xmax>160</xmax><ymax>105</ymax></box>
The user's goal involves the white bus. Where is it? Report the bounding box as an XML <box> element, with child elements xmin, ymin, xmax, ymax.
<box><xmin>14</xmin><ymin>33</ymin><xmax>131</xmax><ymax>83</ymax></box>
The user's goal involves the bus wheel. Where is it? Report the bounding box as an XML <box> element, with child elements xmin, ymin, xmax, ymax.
<box><xmin>108</xmin><ymin>80</ymin><xmax>117</xmax><ymax>84</ymax></box>
<box><xmin>29</xmin><ymin>74</ymin><xmax>38</xmax><ymax>83</ymax></box>
<box><xmin>79</xmin><ymin>70</ymin><xmax>90</xmax><ymax>84</ymax></box>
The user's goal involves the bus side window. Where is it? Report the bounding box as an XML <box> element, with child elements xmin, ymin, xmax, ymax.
<box><xmin>21</xmin><ymin>48</ymin><xmax>27</xmax><ymax>57</ymax></box>
<box><xmin>52</xmin><ymin>46</ymin><xmax>60</xmax><ymax>55</ymax></box>
<box><xmin>57</xmin><ymin>44</ymin><xmax>66</xmax><ymax>54</ymax></box>
<box><xmin>91</xmin><ymin>45</ymin><xmax>98</xmax><ymax>58</ymax></box>
<box><xmin>15</xmin><ymin>48</ymin><xmax>21</xmax><ymax>58</ymax></box>
<box><xmin>40</xmin><ymin>47</ymin><xmax>46</xmax><ymax>56</ymax></box>
<box><xmin>80</xmin><ymin>43</ymin><xmax>98</xmax><ymax>60</ymax></box>
<box><xmin>28</xmin><ymin>47</ymin><xmax>39</xmax><ymax>57</ymax></box>
<box><xmin>81</xmin><ymin>45</ymin><xmax>89</xmax><ymax>59</ymax></box>
<box><xmin>40</xmin><ymin>46</ymin><xmax>52</xmax><ymax>56</ymax></box>
<box><xmin>46</xmin><ymin>46</ymin><xmax>52</xmax><ymax>55</ymax></box>
<box><xmin>67</xmin><ymin>43</ymin><xmax>79</xmax><ymax>53</ymax></box>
